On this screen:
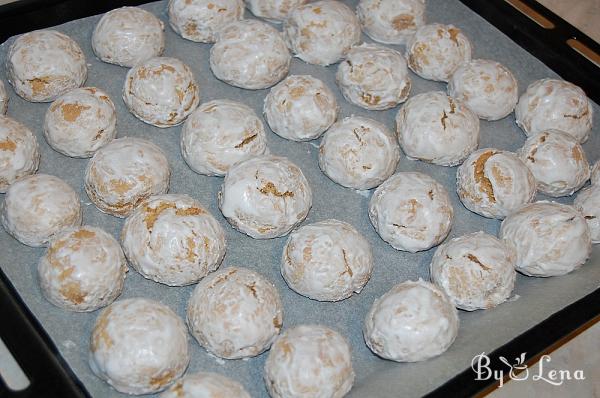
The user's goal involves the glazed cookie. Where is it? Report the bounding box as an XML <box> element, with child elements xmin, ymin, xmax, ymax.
<box><xmin>246</xmin><ymin>0</ymin><xmax>309</xmax><ymax>23</ymax></box>
<box><xmin>430</xmin><ymin>232</ymin><xmax>517</xmax><ymax>311</ymax></box>
<box><xmin>336</xmin><ymin>43</ymin><xmax>411</xmax><ymax>111</ymax></box>
<box><xmin>318</xmin><ymin>116</ymin><xmax>400</xmax><ymax>190</ymax></box>
<box><xmin>187</xmin><ymin>267</ymin><xmax>283</xmax><ymax>359</ymax></box>
<box><xmin>121</xmin><ymin>194</ymin><xmax>226</xmax><ymax>286</ymax></box>
<box><xmin>1</xmin><ymin>174</ymin><xmax>81</xmax><ymax>247</ymax></box>
<box><xmin>264</xmin><ymin>75</ymin><xmax>338</xmax><ymax>141</ymax></box>
<box><xmin>515</xmin><ymin>79</ymin><xmax>593</xmax><ymax>143</ymax></box>
<box><xmin>447</xmin><ymin>59</ymin><xmax>518</xmax><ymax>121</ymax></box>
<box><xmin>368</xmin><ymin>172</ymin><xmax>454</xmax><ymax>252</ymax></box>
<box><xmin>592</xmin><ymin>161</ymin><xmax>600</xmax><ymax>185</ymax></box>
<box><xmin>44</xmin><ymin>87</ymin><xmax>117</xmax><ymax>158</ymax></box>
<box><xmin>357</xmin><ymin>0</ymin><xmax>425</xmax><ymax>45</ymax></box>
<box><xmin>283</xmin><ymin>0</ymin><xmax>361</xmax><ymax>66</ymax></box>
<box><xmin>396</xmin><ymin>91</ymin><xmax>480</xmax><ymax>166</ymax></box>
<box><xmin>264</xmin><ymin>325</ymin><xmax>354</xmax><ymax>398</ymax></box>
<box><xmin>218</xmin><ymin>155</ymin><xmax>312</xmax><ymax>239</ymax></box>
<box><xmin>406</xmin><ymin>23</ymin><xmax>472</xmax><ymax>82</ymax></box>
<box><xmin>6</xmin><ymin>30</ymin><xmax>87</xmax><ymax>102</ymax></box>
<box><xmin>84</xmin><ymin>137</ymin><xmax>170</xmax><ymax>218</ymax></box>
<box><xmin>92</xmin><ymin>7</ymin><xmax>165</xmax><ymax>67</ymax></box>
<box><xmin>0</xmin><ymin>115</ymin><xmax>40</xmax><ymax>193</ymax></box>
<box><xmin>181</xmin><ymin>99</ymin><xmax>268</xmax><ymax>176</ymax></box>
<box><xmin>168</xmin><ymin>0</ymin><xmax>244</xmax><ymax>43</ymax></box>
<box><xmin>38</xmin><ymin>226</ymin><xmax>127</xmax><ymax>312</ymax></box>
<box><xmin>161</xmin><ymin>372</ymin><xmax>251</xmax><ymax>398</ymax></box>
<box><xmin>281</xmin><ymin>219</ymin><xmax>373</xmax><ymax>301</ymax></box>
<box><xmin>364</xmin><ymin>279</ymin><xmax>459</xmax><ymax>362</ymax></box>
<box><xmin>89</xmin><ymin>298</ymin><xmax>190</xmax><ymax>395</ymax></box>
<box><xmin>210</xmin><ymin>19</ymin><xmax>291</xmax><ymax>89</ymax></box>
<box><xmin>123</xmin><ymin>57</ymin><xmax>200</xmax><ymax>127</ymax></box>
<box><xmin>0</xmin><ymin>81</ymin><xmax>8</xmax><ymax>114</ymax></box>
<box><xmin>457</xmin><ymin>148</ymin><xmax>536</xmax><ymax>219</ymax></box>
<box><xmin>518</xmin><ymin>130</ymin><xmax>590</xmax><ymax>197</ymax></box>
<box><xmin>574</xmin><ymin>185</ymin><xmax>600</xmax><ymax>243</ymax></box>
<box><xmin>499</xmin><ymin>201</ymin><xmax>591</xmax><ymax>277</ymax></box>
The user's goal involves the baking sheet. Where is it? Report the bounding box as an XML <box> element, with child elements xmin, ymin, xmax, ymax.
<box><xmin>0</xmin><ymin>1</ymin><xmax>599</xmax><ymax>397</ymax></box>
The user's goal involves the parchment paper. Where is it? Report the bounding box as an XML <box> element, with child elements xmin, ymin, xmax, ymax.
<box><xmin>0</xmin><ymin>1</ymin><xmax>598</xmax><ymax>397</ymax></box>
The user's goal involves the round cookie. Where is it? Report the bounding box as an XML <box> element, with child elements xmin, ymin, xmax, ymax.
<box><xmin>6</xmin><ymin>30</ymin><xmax>87</xmax><ymax>102</ymax></box>
<box><xmin>357</xmin><ymin>0</ymin><xmax>426</xmax><ymax>45</ymax></box>
<box><xmin>574</xmin><ymin>185</ymin><xmax>600</xmax><ymax>244</ymax></box>
<box><xmin>518</xmin><ymin>130</ymin><xmax>590</xmax><ymax>197</ymax></box>
<box><xmin>430</xmin><ymin>232</ymin><xmax>516</xmax><ymax>311</ymax></box>
<box><xmin>38</xmin><ymin>226</ymin><xmax>127</xmax><ymax>312</ymax></box>
<box><xmin>123</xmin><ymin>57</ymin><xmax>200</xmax><ymax>128</ymax></box>
<box><xmin>187</xmin><ymin>267</ymin><xmax>283</xmax><ymax>359</ymax></box>
<box><xmin>368</xmin><ymin>172</ymin><xmax>454</xmax><ymax>252</ymax></box>
<box><xmin>264</xmin><ymin>75</ymin><xmax>338</xmax><ymax>141</ymax></box>
<box><xmin>168</xmin><ymin>0</ymin><xmax>244</xmax><ymax>43</ymax></box>
<box><xmin>406</xmin><ymin>23</ymin><xmax>472</xmax><ymax>82</ymax></box>
<box><xmin>89</xmin><ymin>298</ymin><xmax>190</xmax><ymax>395</ymax></box>
<box><xmin>457</xmin><ymin>148</ymin><xmax>537</xmax><ymax>219</ymax></box>
<box><xmin>283</xmin><ymin>0</ymin><xmax>361</xmax><ymax>66</ymax></box>
<box><xmin>121</xmin><ymin>194</ymin><xmax>226</xmax><ymax>286</ymax></box>
<box><xmin>161</xmin><ymin>372</ymin><xmax>251</xmax><ymax>398</ymax></box>
<box><xmin>1</xmin><ymin>174</ymin><xmax>82</xmax><ymax>247</ymax></box>
<box><xmin>44</xmin><ymin>87</ymin><xmax>117</xmax><ymax>158</ymax></box>
<box><xmin>447</xmin><ymin>59</ymin><xmax>518</xmax><ymax>121</ymax></box>
<box><xmin>84</xmin><ymin>137</ymin><xmax>171</xmax><ymax>218</ymax></box>
<box><xmin>363</xmin><ymin>279</ymin><xmax>459</xmax><ymax>362</ymax></box>
<box><xmin>515</xmin><ymin>78</ymin><xmax>593</xmax><ymax>143</ymax></box>
<box><xmin>336</xmin><ymin>43</ymin><xmax>411</xmax><ymax>110</ymax></box>
<box><xmin>264</xmin><ymin>325</ymin><xmax>354</xmax><ymax>398</ymax></box>
<box><xmin>210</xmin><ymin>19</ymin><xmax>291</xmax><ymax>89</ymax></box>
<box><xmin>396</xmin><ymin>91</ymin><xmax>480</xmax><ymax>166</ymax></box>
<box><xmin>92</xmin><ymin>7</ymin><xmax>165</xmax><ymax>68</ymax></box>
<box><xmin>181</xmin><ymin>99</ymin><xmax>268</xmax><ymax>176</ymax></box>
<box><xmin>218</xmin><ymin>155</ymin><xmax>312</xmax><ymax>239</ymax></box>
<box><xmin>0</xmin><ymin>115</ymin><xmax>40</xmax><ymax>193</ymax></box>
<box><xmin>246</xmin><ymin>0</ymin><xmax>309</xmax><ymax>23</ymax></box>
<box><xmin>318</xmin><ymin>116</ymin><xmax>400</xmax><ymax>190</ymax></box>
<box><xmin>282</xmin><ymin>219</ymin><xmax>373</xmax><ymax>301</ymax></box>
<box><xmin>499</xmin><ymin>201</ymin><xmax>592</xmax><ymax>277</ymax></box>
<box><xmin>592</xmin><ymin>161</ymin><xmax>600</xmax><ymax>185</ymax></box>
<box><xmin>0</xmin><ymin>80</ymin><xmax>8</xmax><ymax>114</ymax></box>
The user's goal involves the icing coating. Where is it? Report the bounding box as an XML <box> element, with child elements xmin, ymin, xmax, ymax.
<box><xmin>396</xmin><ymin>91</ymin><xmax>479</xmax><ymax>166</ymax></box>
<box><xmin>318</xmin><ymin>116</ymin><xmax>400</xmax><ymax>190</ymax></box>
<box><xmin>457</xmin><ymin>148</ymin><xmax>536</xmax><ymax>219</ymax></box>
<box><xmin>7</xmin><ymin>30</ymin><xmax>87</xmax><ymax>102</ymax></box>
<box><xmin>264</xmin><ymin>324</ymin><xmax>354</xmax><ymax>398</ymax></box>
<box><xmin>0</xmin><ymin>115</ymin><xmax>40</xmax><ymax>193</ymax></box>
<box><xmin>181</xmin><ymin>99</ymin><xmax>268</xmax><ymax>176</ymax></box>
<box><xmin>44</xmin><ymin>87</ymin><xmax>117</xmax><ymax>158</ymax></box>
<box><xmin>591</xmin><ymin>160</ymin><xmax>600</xmax><ymax>186</ymax></box>
<box><xmin>121</xmin><ymin>194</ymin><xmax>226</xmax><ymax>286</ymax></box>
<box><xmin>430</xmin><ymin>231</ymin><xmax>516</xmax><ymax>311</ymax></box>
<box><xmin>283</xmin><ymin>0</ymin><xmax>361</xmax><ymax>66</ymax></box>
<box><xmin>447</xmin><ymin>59</ymin><xmax>518</xmax><ymax>121</ymax></box>
<box><xmin>357</xmin><ymin>0</ymin><xmax>425</xmax><ymax>45</ymax></box>
<box><xmin>363</xmin><ymin>279</ymin><xmax>459</xmax><ymax>362</ymax></box>
<box><xmin>264</xmin><ymin>75</ymin><xmax>338</xmax><ymax>141</ymax></box>
<box><xmin>160</xmin><ymin>372</ymin><xmax>251</xmax><ymax>398</ymax></box>
<box><xmin>210</xmin><ymin>19</ymin><xmax>291</xmax><ymax>89</ymax></box>
<box><xmin>499</xmin><ymin>201</ymin><xmax>592</xmax><ymax>277</ymax></box>
<box><xmin>84</xmin><ymin>137</ymin><xmax>171</xmax><ymax>218</ymax></box>
<box><xmin>123</xmin><ymin>57</ymin><xmax>200</xmax><ymax>127</ymax></box>
<box><xmin>336</xmin><ymin>43</ymin><xmax>411</xmax><ymax>111</ymax></box>
<box><xmin>518</xmin><ymin>130</ymin><xmax>590</xmax><ymax>197</ymax></box>
<box><xmin>218</xmin><ymin>155</ymin><xmax>312</xmax><ymax>239</ymax></box>
<box><xmin>369</xmin><ymin>172</ymin><xmax>454</xmax><ymax>252</ymax></box>
<box><xmin>1</xmin><ymin>174</ymin><xmax>81</xmax><ymax>247</ymax></box>
<box><xmin>89</xmin><ymin>298</ymin><xmax>190</xmax><ymax>395</ymax></box>
<box><xmin>0</xmin><ymin>81</ymin><xmax>8</xmax><ymax>114</ymax></box>
<box><xmin>168</xmin><ymin>0</ymin><xmax>244</xmax><ymax>43</ymax></box>
<box><xmin>574</xmin><ymin>185</ymin><xmax>600</xmax><ymax>243</ymax></box>
<box><xmin>187</xmin><ymin>267</ymin><xmax>283</xmax><ymax>359</ymax></box>
<box><xmin>38</xmin><ymin>226</ymin><xmax>127</xmax><ymax>312</ymax></box>
<box><xmin>92</xmin><ymin>7</ymin><xmax>165</xmax><ymax>68</ymax></box>
<box><xmin>246</xmin><ymin>0</ymin><xmax>309</xmax><ymax>23</ymax></box>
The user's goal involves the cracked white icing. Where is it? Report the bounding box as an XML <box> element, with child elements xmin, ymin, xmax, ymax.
<box><xmin>0</xmin><ymin>115</ymin><xmax>40</xmax><ymax>193</ymax></box>
<box><xmin>160</xmin><ymin>372</ymin><xmax>251</xmax><ymax>398</ymax></box>
<box><xmin>357</xmin><ymin>0</ymin><xmax>425</xmax><ymax>45</ymax></box>
<box><xmin>246</xmin><ymin>0</ymin><xmax>309</xmax><ymax>23</ymax></box>
<box><xmin>168</xmin><ymin>0</ymin><xmax>244</xmax><ymax>43</ymax></box>
<box><xmin>574</xmin><ymin>185</ymin><xmax>600</xmax><ymax>243</ymax></box>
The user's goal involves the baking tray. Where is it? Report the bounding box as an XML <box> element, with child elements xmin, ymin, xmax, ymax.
<box><xmin>0</xmin><ymin>0</ymin><xmax>598</xmax><ymax>397</ymax></box>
